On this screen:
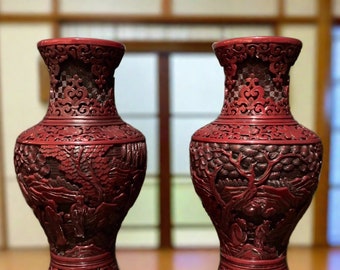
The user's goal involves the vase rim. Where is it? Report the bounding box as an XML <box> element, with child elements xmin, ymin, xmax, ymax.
<box><xmin>37</xmin><ymin>37</ymin><xmax>125</xmax><ymax>50</ymax></box>
<box><xmin>212</xmin><ymin>36</ymin><xmax>302</xmax><ymax>49</ymax></box>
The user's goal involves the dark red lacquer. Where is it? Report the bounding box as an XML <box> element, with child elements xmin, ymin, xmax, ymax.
<box><xmin>190</xmin><ymin>36</ymin><xmax>322</xmax><ymax>270</ymax></box>
<box><xmin>14</xmin><ymin>38</ymin><xmax>147</xmax><ymax>270</ymax></box>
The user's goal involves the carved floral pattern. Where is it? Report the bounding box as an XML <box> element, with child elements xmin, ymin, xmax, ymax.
<box><xmin>192</xmin><ymin>122</ymin><xmax>320</xmax><ymax>143</ymax></box>
<box><xmin>190</xmin><ymin>141</ymin><xmax>322</xmax><ymax>261</ymax></box>
<box><xmin>17</xmin><ymin>123</ymin><xmax>145</xmax><ymax>144</ymax></box>
<box><xmin>38</xmin><ymin>41</ymin><xmax>124</xmax><ymax>118</ymax></box>
<box><xmin>14</xmin><ymin>38</ymin><xmax>146</xmax><ymax>270</ymax></box>
<box><xmin>190</xmin><ymin>37</ymin><xmax>322</xmax><ymax>270</ymax></box>
<box><xmin>214</xmin><ymin>40</ymin><xmax>301</xmax><ymax>117</ymax></box>
<box><xmin>14</xmin><ymin>141</ymin><xmax>146</xmax><ymax>263</ymax></box>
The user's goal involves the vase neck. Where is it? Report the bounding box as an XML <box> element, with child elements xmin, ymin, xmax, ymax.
<box><xmin>38</xmin><ymin>41</ymin><xmax>125</xmax><ymax>121</ymax></box>
<box><xmin>213</xmin><ymin>39</ymin><xmax>301</xmax><ymax>121</ymax></box>
<box><xmin>221</xmin><ymin>59</ymin><xmax>291</xmax><ymax>119</ymax></box>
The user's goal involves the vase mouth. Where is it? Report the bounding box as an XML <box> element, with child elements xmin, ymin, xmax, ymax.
<box><xmin>212</xmin><ymin>36</ymin><xmax>302</xmax><ymax>49</ymax></box>
<box><xmin>37</xmin><ymin>37</ymin><xmax>125</xmax><ymax>50</ymax></box>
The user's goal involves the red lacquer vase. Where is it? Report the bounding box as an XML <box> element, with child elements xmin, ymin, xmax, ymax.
<box><xmin>190</xmin><ymin>36</ymin><xmax>322</xmax><ymax>270</ymax></box>
<box><xmin>14</xmin><ymin>38</ymin><xmax>147</xmax><ymax>270</ymax></box>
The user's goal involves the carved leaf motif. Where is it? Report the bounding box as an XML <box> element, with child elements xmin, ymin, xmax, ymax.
<box><xmin>14</xmin><ymin>141</ymin><xmax>146</xmax><ymax>256</ymax></box>
<box><xmin>190</xmin><ymin>141</ymin><xmax>322</xmax><ymax>259</ymax></box>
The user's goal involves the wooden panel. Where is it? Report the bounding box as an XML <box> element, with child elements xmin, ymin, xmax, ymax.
<box><xmin>0</xmin><ymin>247</ymin><xmax>339</xmax><ymax>269</ymax></box>
<box><xmin>39</xmin><ymin>59</ymin><xmax>50</xmax><ymax>103</ymax></box>
<box><xmin>124</xmin><ymin>41</ymin><xmax>212</xmax><ymax>52</ymax></box>
<box><xmin>158</xmin><ymin>53</ymin><xmax>171</xmax><ymax>248</ymax></box>
<box><xmin>161</xmin><ymin>0</ymin><xmax>171</xmax><ymax>15</ymax></box>
<box><xmin>314</xmin><ymin>0</ymin><xmax>332</xmax><ymax>247</ymax></box>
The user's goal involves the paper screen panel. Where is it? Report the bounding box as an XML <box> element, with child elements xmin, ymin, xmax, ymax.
<box><xmin>115</xmin><ymin>53</ymin><xmax>158</xmax><ymax>114</ymax></box>
<box><xmin>222</xmin><ymin>24</ymin><xmax>274</xmax><ymax>38</ymax></box>
<box><xmin>171</xmin><ymin>118</ymin><xmax>216</xmax><ymax>174</ymax></box>
<box><xmin>121</xmin><ymin>177</ymin><xmax>158</xmax><ymax>226</ymax></box>
<box><xmin>171</xmin><ymin>177</ymin><xmax>212</xmax><ymax>225</ymax></box>
<box><xmin>0</xmin><ymin>0</ymin><xmax>52</xmax><ymax>13</ymax></box>
<box><xmin>284</xmin><ymin>0</ymin><xmax>317</xmax><ymax>17</ymax></box>
<box><xmin>59</xmin><ymin>0</ymin><xmax>161</xmax><ymax>15</ymax></box>
<box><xmin>61</xmin><ymin>23</ymin><xmax>274</xmax><ymax>41</ymax></box>
<box><xmin>334</xmin><ymin>0</ymin><xmax>340</xmax><ymax>16</ymax></box>
<box><xmin>170</xmin><ymin>53</ymin><xmax>224</xmax><ymax>114</ymax></box>
<box><xmin>172</xmin><ymin>0</ymin><xmax>278</xmax><ymax>16</ymax></box>
<box><xmin>0</xmin><ymin>23</ymin><xmax>50</xmax><ymax>248</ymax></box>
<box><xmin>117</xmin><ymin>228</ymin><xmax>159</xmax><ymax>248</ymax></box>
<box><xmin>280</xmin><ymin>24</ymin><xmax>317</xmax><ymax>131</ymax></box>
<box><xmin>279</xmin><ymin>24</ymin><xmax>317</xmax><ymax>246</ymax></box>
<box><xmin>173</xmin><ymin>228</ymin><xmax>218</xmax><ymax>247</ymax></box>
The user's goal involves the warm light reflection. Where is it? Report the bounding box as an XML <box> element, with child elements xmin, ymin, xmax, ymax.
<box><xmin>172</xmin><ymin>250</ymin><xmax>219</xmax><ymax>270</ymax></box>
<box><xmin>328</xmin><ymin>249</ymin><xmax>340</xmax><ymax>270</ymax></box>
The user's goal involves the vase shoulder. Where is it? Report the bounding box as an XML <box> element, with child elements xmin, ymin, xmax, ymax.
<box><xmin>16</xmin><ymin>120</ymin><xmax>145</xmax><ymax>145</ymax></box>
<box><xmin>191</xmin><ymin>117</ymin><xmax>321</xmax><ymax>145</ymax></box>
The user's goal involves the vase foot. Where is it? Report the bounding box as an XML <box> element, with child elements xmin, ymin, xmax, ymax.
<box><xmin>49</xmin><ymin>251</ymin><xmax>118</xmax><ymax>270</ymax></box>
<box><xmin>219</xmin><ymin>254</ymin><xmax>288</xmax><ymax>270</ymax></box>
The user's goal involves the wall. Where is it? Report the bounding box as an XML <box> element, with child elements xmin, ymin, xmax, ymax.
<box><xmin>0</xmin><ymin>23</ymin><xmax>53</xmax><ymax>247</ymax></box>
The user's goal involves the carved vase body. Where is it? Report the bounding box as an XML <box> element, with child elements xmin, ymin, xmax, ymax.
<box><xmin>190</xmin><ymin>37</ymin><xmax>322</xmax><ymax>270</ymax></box>
<box><xmin>14</xmin><ymin>38</ymin><xmax>147</xmax><ymax>270</ymax></box>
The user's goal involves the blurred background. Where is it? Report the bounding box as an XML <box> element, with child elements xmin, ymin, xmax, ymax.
<box><xmin>0</xmin><ymin>0</ymin><xmax>335</xmax><ymax>251</ymax></box>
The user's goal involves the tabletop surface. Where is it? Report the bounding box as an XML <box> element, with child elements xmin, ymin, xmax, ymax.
<box><xmin>0</xmin><ymin>247</ymin><xmax>339</xmax><ymax>270</ymax></box>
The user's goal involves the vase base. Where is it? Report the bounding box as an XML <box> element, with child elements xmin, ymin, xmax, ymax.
<box><xmin>220</xmin><ymin>254</ymin><xmax>288</xmax><ymax>270</ymax></box>
<box><xmin>49</xmin><ymin>251</ymin><xmax>118</xmax><ymax>270</ymax></box>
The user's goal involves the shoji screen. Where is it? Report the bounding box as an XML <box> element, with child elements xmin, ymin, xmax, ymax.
<box><xmin>115</xmin><ymin>54</ymin><xmax>160</xmax><ymax>248</ymax></box>
<box><xmin>0</xmin><ymin>0</ymin><xmax>52</xmax><ymax>13</ymax></box>
<box><xmin>0</xmin><ymin>0</ymin><xmax>322</xmax><ymax>248</ymax></box>
<box><xmin>0</xmin><ymin>0</ymin><xmax>53</xmax><ymax>248</ymax></box>
<box><xmin>172</xmin><ymin>0</ymin><xmax>278</xmax><ymax>16</ymax></box>
<box><xmin>328</xmin><ymin>27</ymin><xmax>340</xmax><ymax>246</ymax></box>
<box><xmin>279</xmin><ymin>24</ymin><xmax>318</xmax><ymax>246</ymax></box>
<box><xmin>283</xmin><ymin>0</ymin><xmax>317</xmax><ymax>16</ymax></box>
<box><xmin>0</xmin><ymin>24</ymin><xmax>53</xmax><ymax>248</ymax></box>
<box><xmin>59</xmin><ymin>0</ymin><xmax>161</xmax><ymax>15</ymax></box>
<box><xmin>169</xmin><ymin>26</ymin><xmax>274</xmax><ymax>247</ymax></box>
<box><xmin>169</xmin><ymin>53</ymin><xmax>223</xmax><ymax>247</ymax></box>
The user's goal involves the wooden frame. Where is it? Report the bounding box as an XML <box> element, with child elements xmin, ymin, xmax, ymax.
<box><xmin>0</xmin><ymin>36</ymin><xmax>7</xmax><ymax>248</ymax></box>
<box><xmin>0</xmin><ymin>83</ymin><xmax>8</xmax><ymax>250</ymax></box>
<box><xmin>314</xmin><ymin>0</ymin><xmax>332</xmax><ymax>247</ymax></box>
<box><xmin>158</xmin><ymin>53</ymin><xmax>171</xmax><ymax>247</ymax></box>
